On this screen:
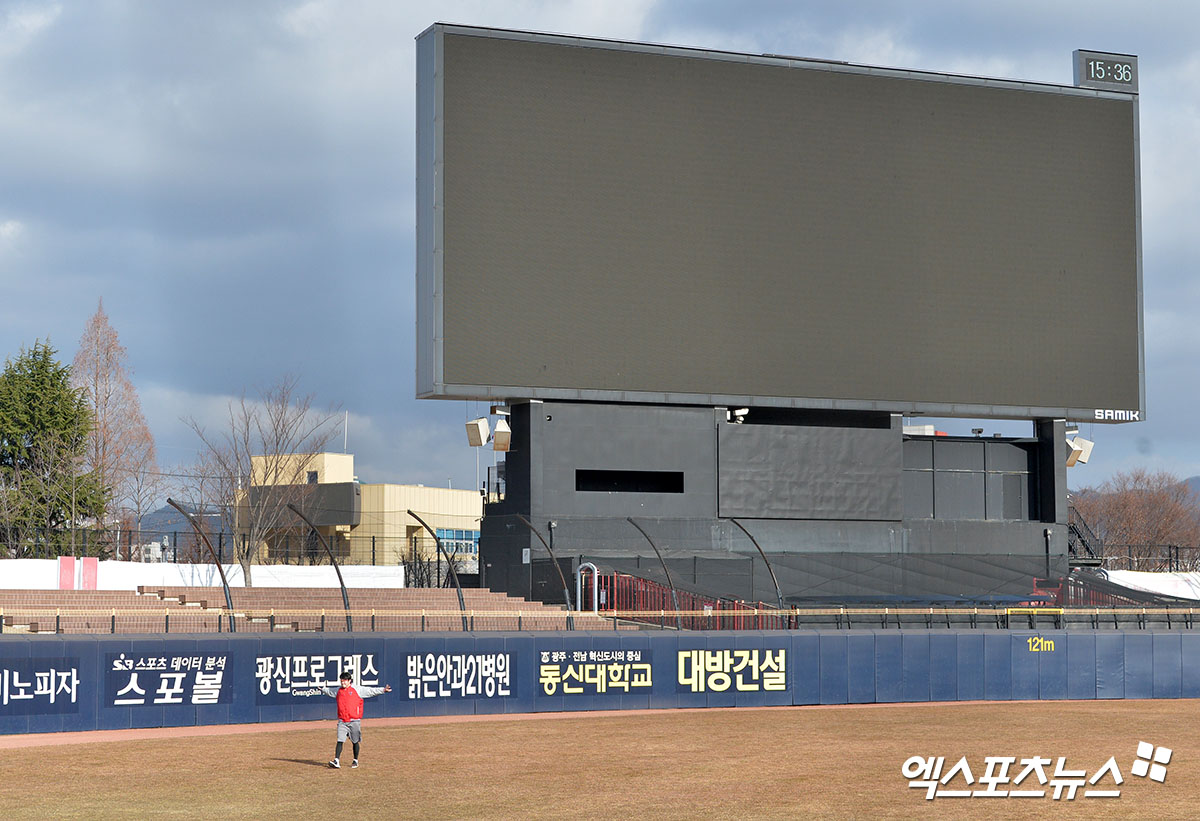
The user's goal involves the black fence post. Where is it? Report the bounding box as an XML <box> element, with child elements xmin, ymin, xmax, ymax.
<box><xmin>372</xmin><ymin>536</ymin><xmax>376</xmax><ymax>566</ymax></box>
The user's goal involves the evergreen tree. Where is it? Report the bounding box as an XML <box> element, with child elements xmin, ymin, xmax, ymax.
<box><xmin>0</xmin><ymin>341</ymin><xmax>104</xmax><ymax>557</ymax></box>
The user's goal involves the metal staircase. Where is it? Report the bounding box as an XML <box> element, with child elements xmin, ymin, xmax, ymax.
<box><xmin>1068</xmin><ymin>505</ymin><xmax>1104</xmax><ymax>567</ymax></box>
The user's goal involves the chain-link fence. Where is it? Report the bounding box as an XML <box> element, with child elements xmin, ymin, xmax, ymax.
<box><xmin>482</xmin><ymin>513</ymin><xmax>1058</xmax><ymax>607</ymax></box>
<box><xmin>1</xmin><ymin>528</ymin><xmax>208</xmax><ymax>562</ymax></box>
<box><xmin>1099</xmin><ymin>544</ymin><xmax>1200</xmax><ymax>572</ymax></box>
<box><xmin>1</xmin><ymin>528</ymin><xmax>477</xmax><ymax>573</ymax></box>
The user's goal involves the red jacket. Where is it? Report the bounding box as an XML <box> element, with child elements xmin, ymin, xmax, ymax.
<box><xmin>336</xmin><ymin>686</ymin><xmax>364</xmax><ymax>721</ymax></box>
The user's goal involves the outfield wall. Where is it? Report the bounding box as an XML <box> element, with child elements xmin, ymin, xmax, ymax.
<box><xmin>3</xmin><ymin>631</ymin><xmax>1200</xmax><ymax>735</ymax></box>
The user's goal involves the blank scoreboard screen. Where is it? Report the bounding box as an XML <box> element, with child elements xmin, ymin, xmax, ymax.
<box><xmin>416</xmin><ymin>25</ymin><xmax>1143</xmax><ymax>420</ymax></box>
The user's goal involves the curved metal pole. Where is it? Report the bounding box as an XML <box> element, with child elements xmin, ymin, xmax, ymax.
<box><xmin>626</xmin><ymin>518</ymin><xmax>682</xmax><ymax>630</ymax></box>
<box><xmin>514</xmin><ymin>514</ymin><xmax>574</xmax><ymax>629</ymax></box>
<box><xmin>287</xmin><ymin>503</ymin><xmax>352</xmax><ymax>632</ymax></box>
<box><xmin>166</xmin><ymin>498</ymin><xmax>235</xmax><ymax>633</ymax></box>
<box><xmin>728</xmin><ymin>518</ymin><xmax>785</xmax><ymax>611</ymax></box>
<box><xmin>407</xmin><ymin>510</ymin><xmax>468</xmax><ymax>631</ymax></box>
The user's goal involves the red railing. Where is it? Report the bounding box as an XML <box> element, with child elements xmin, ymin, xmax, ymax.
<box><xmin>1036</xmin><ymin>573</ymin><xmax>1174</xmax><ymax>608</ymax></box>
<box><xmin>582</xmin><ymin>571</ymin><xmax>790</xmax><ymax>629</ymax></box>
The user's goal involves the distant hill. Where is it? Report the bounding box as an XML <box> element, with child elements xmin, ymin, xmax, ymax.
<box><xmin>140</xmin><ymin>504</ymin><xmax>223</xmax><ymax>534</ymax></box>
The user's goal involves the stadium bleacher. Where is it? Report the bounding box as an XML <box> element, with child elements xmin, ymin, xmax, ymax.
<box><xmin>0</xmin><ymin>586</ymin><xmax>616</xmax><ymax>634</ymax></box>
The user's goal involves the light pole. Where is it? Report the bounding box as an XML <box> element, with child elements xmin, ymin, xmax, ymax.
<box><xmin>627</xmin><ymin>518</ymin><xmax>682</xmax><ymax>630</ymax></box>
<box><xmin>287</xmin><ymin>503</ymin><xmax>353</xmax><ymax>631</ymax></box>
<box><xmin>407</xmin><ymin>509</ymin><xmax>468</xmax><ymax>631</ymax></box>
<box><xmin>166</xmin><ymin>499</ymin><xmax>236</xmax><ymax>632</ymax></box>
<box><xmin>512</xmin><ymin>514</ymin><xmax>573</xmax><ymax>629</ymax></box>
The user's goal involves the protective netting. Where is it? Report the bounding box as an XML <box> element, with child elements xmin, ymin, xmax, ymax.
<box><xmin>486</xmin><ymin>515</ymin><xmax>1065</xmax><ymax>605</ymax></box>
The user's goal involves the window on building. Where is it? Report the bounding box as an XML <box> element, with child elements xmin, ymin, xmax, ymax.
<box><xmin>436</xmin><ymin>528</ymin><xmax>480</xmax><ymax>556</ymax></box>
<box><xmin>307</xmin><ymin>471</ymin><xmax>318</xmax><ymax>485</ymax></box>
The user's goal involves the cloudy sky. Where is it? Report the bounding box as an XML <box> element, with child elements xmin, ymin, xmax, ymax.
<box><xmin>1</xmin><ymin>0</ymin><xmax>1197</xmax><ymax>492</ymax></box>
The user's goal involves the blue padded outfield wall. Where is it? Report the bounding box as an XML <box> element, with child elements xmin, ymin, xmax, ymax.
<box><xmin>3</xmin><ymin>630</ymin><xmax>1200</xmax><ymax>735</ymax></box>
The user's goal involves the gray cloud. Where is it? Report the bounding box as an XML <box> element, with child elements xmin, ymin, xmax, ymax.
<box><xmin>2</xmin><ymin>0</ymin><xmax>1198</xmax><ymax>492</ymax></box>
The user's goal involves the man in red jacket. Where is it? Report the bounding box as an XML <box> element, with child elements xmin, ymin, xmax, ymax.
<box><xmin>322</xmin><ymin>670</ymin><xmax>392</xmax><ymax>769</ymax></box>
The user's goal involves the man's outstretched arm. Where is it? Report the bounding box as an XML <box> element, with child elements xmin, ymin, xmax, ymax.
<box><xmin>358</xmin><ymin>684</ymin><xmax>393</xmax><ymax>699</ymax></box>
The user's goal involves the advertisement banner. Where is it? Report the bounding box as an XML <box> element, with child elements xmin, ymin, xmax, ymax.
<box><xmin>2</xmin><ymin>630</ymin><xmax>1200</xmax><ymax>735</ymax></box>
<box><xmin>1</xmin><ymin>657</ymin><xmax>80</xmax><ymax>715</ymax></box>
<box><xmin>106</xmin><ymin>652</ymin><xmax>229</xmax><ymax>708</ymax></box>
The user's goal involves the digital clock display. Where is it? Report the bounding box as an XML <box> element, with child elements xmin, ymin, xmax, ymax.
<box><xmin>1074</xmin><ymin>50</ymin><xmax>1138</xmax><ymax>92</ymax></box>
<box><xmin>1087</xmin><ymin>59</ymin><xmax>1134</xmax><ymax>84</ymax></box>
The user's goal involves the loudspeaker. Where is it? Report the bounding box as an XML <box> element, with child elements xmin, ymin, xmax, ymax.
<box><xmin>1074</xmin><ymin>437</ymin><xmax>1094</xmax><ymax>464</ymax></box>
<box><xmin>492</xmin><ymin>418</ymin><xmax>511</xmax><ymax>452</ymax></box>
<box><xmin>466</xmin><ymin>417</ymin><xmax>489</xmax><ymax>447</ymax></box>
<box><xmin>1065</xmin><ymin>438</ymin><xmax>1084</xmax><ymax>467</ymax></box>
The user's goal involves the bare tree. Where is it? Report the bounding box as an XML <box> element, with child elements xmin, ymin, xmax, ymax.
<box><xmin>124</xmin><ymin>434</ymin><xmax>167</xmax><ymax>556</ymax></box>
<box><xmin>72</xmin><ymin>300</ymin><xmax>157</xmax><ymax>526</ymax></box>
<box><xmin>175</xmin><ymin>451</ymin><xmax>235</xmax><ymax>533</ymax></box>
<box><xmin>171</xmin><ymin>450</ymin><xmax>234</xmax><ymax>563</ymax></box>
<box><xmin>185</xmin><ymin>376</ymin><xmax>341</xmax><ymax>585</ymax></box>
<box><xmin>1073</xmin><ymin>469</ymin><xmax>1200</xmax><ymax>567</ymax></box>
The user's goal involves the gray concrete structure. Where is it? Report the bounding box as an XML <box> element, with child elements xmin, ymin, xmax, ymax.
<box><xmin>481</xmin><ymin>402</ymin><xmax>1068</xmax><ymax>604</ymax></box>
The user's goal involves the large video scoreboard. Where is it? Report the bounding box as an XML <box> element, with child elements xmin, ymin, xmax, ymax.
<box><xmin>416</xmin><ymin>25</ymin><xmax>1143</xmax><ymax>422</ymax></box>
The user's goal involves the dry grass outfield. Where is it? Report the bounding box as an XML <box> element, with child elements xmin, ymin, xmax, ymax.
<box><xmin>1</xmin><ymin>701</ymin><xmax>1198</xmax><ymax>820</ymax></box>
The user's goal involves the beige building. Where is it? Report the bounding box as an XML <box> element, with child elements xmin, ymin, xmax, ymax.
<box><xmin>255</xmin><ymin>452</ymin><xmax>355</xmax><ymax>485</ymax></box>
<box><xmin>246</xmin><ymin>453</ymin><xmax>482</xmax><ymax>566</ymax></box>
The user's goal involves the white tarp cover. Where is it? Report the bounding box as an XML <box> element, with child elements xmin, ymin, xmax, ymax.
<box><xmin>1102</xmin><ymin>569</ymin><xmax>1200</xmax><ymax>601</ymax></box>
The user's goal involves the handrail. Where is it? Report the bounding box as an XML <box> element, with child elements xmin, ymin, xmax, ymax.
<box><xmin>6</xmin><ymin>604</ymin><xmax>1200</xmax><ymax>636</ymax></box>
<box><xmin>3</xmin><ymin>605</ymin><xmax>1199</xmax><ymax>617</ymax></box>
<box><xmin>576</xmin><ymin>562</ymin><xmax>599</xmax><ymax>613</ymax></box>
